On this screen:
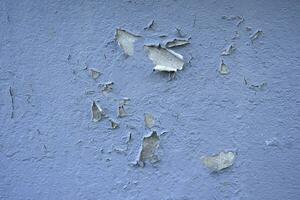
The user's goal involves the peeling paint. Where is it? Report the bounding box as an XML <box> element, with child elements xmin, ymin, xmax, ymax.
<box><xmin>219</xmin><ymin>60</ymin><xmax>230</xmax><ymax>75</ymax></box>
<box><xmin>109</xmin><ymin>119</ymin><xmax>119</xmax><ymax>129</ymax></box>
<box><xmin>144</xmin><ymin>19</ymin><xmax>154</xmax><ymax>30</ymax></box>
<box><xmin>244</xmin><ymin>77</ymin><xmax>267</xmax><ymax>92</ymax></box>
<box><xmin>115</xmin><ymin>28</ymin><xmax>140</xmax><ymax>56</ymax></box>
<box><xmin>144</xmin><ymin>113</ymin><xmax>155</xmax><ymax>128</ymax></box>
<box><xmin>144</xmin><ymin>45</ymin><xmax>185</xmax><ymax>72</ymax></box>
<box><xmin>165</xmin><ymin>38</ymin><xmax>190</xmax><ymax>48</ymax></box>
<box><xmin>89</xmin><ymin>68</ymin><xmax>101</xmax><ymax>80</ymax></box>
<box><xmin>117</xmin><ymin>104</ymin><xmax>127</xmax><ymax>118</ymax></box>
<box><xmin>250</xmin><ymin>30</ymin><xmax>263</xmax><ymax>42</ymax></box>
<box><xmin>201</xmin><ymin>151</ymin><xmax>236</xmax><ymax>172</ymax></box>
<box><xmin>91</xmin><ymin>101</ymin><xmax>105</xmax><ymax>122</ymax></box>
<box><xmin>101</xmin><ymin>81</ymin><xmax>114</xmax><ymax>94</ymax></box>
<box><xmin>221</xmin><ymin>43</ymin><xmax>236</xmax><ymax>56</ymax></box>
<box><xmin>137</xmin><ymin>131</ymin><xmax>160</xmax><ymax>167</ymax></box>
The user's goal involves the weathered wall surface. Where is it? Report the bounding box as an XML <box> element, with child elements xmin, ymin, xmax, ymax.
<box><xmin>1</xmin><ymin>0</ymin><xmax>300</xmax><ymax>199</ymax></box>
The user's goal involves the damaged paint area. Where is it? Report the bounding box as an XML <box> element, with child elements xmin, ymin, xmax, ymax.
<box><xmin>250</xmin><ymin>30</ymin><xmax>263</xmax><ymax>42</ymax></box>
<box><xmin>109</xmin><ymin>119</ymin><xmax>119</xmax><ymax>129</ymax></box>
<box><xmin>137</xmin><ymin>131</ymin><xmax>160</xmax><ymax>167</ymax></box>
<box><xmin>219</xmin><ymin>60</ymin><xmax>230</xmax><ymax>75</ymax></box>
<box><xmin>91</xmin><ymin>101</ymin><xmax>105</xmax><ymax>122</ymax></box>
<box><xmin>244</xmin><ymin>78</ymin><xmax>267</xmax><ymax>92</ymax></box>
<box><xmin>144</xmin><ymin>45</ymin><xmax>185</xmax><ymax>72</ymax></box>
<box><xmin>221</xmin><ymin>43</ymin><xmax>236</xmax><ymax>56</ymax></box>
<box><xmin>117</xmin><ymin>104</ymin><xmax>127</xmax><ymax>117</ymax></box>
<box><xmin>101</xmin><ymin>81</ymin><xmax>114</xmax><ymax>94</ymax></box>
<box><xmin>89</xmin><ymin>68</ymin><xmax>102</xmax><ymax>80</ymax></box>
<box><xmin>201</xmin><ymin>151</ymin><xmax>236</xmax><ymax>172</ymax></box>
<box><xmin>144</xmin><ymin>113</ymin><xmax>155</xmax><ymax>128</ymax></box>
<box><xmin>165</xmin><ymin>38</ymin><xmax>190</xmax><ymax>48</ymax></box>
<box><xmin>115</xmin><ymin>29</ymin><xmax>140</xmax><ymax>56</ymax></box>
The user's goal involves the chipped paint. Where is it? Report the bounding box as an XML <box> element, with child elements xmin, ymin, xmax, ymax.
<box><xmin>144</xmin><ymin>45</ymin><xmax>185</xmax><ymax>72</ymax></box>
<box><xmin>91</xmin><ymin>101</ymin><xmax>105</xmax><ymax>122</ymax></box>
<box><xmin>117</xmin><ymin>104</ymin><xmax>127</xmax><ymax>117</ymax></box>
<box><xmin>250</xmin><ymin>30</ymin><xmax>263</xmax><ymax>42</ymax></box>
<box><xmin>89</xmin><ymin>68</ymin><xmax>101</xmax><ymax>80</ymax></box>
<box><xmin>201</xmin><ymin>151</ymin><xmax>236</xmax><ymax>172</ymax></box>
<box><xmin>219</xmin><ymin>60</ymin><xmax>230</xmax><ymax>75</ymax></box>
<box><xmin>221</xmin><ymin>43</ymin><xmax>236</xmax><ymax>56</ymax></box>
<box><xmin>144</xmin><ymin>113</ymin><xmax>155</xmax><ymax>128</ymax></box>
<box><xmin>115</xmin><ymin>28</ymin><xmax>140</xmax><ymax>56</ymax></box>
<box><xmin>137</xmin><ymin>131</ymin><xmax>160</xmax><ymax>167</ymax></box>
<box><xmin>165</xmin><ymin>38</ymin><xmax>190</xmax><ymax>48</ymax></box>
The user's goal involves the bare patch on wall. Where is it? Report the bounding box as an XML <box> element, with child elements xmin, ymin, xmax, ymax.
<box><xmin>115</xmin><ymin>28</ymin><xmax>140</xmax><ymax>56</ymax></box>
<box><xmin>91</xmin><ymin>101</ymin><xmax>105</xmax><ymax>122</ymax></box>
<box><xmin>144</xmin><ymin>113</ymin><xmax>155</xmax><ymax>128</ymax></box>
<box><xmin>219</xmin><ymin>60</ymin><xmax>230</xmax><ymax>75</ymax></box>
<box><xmin>165</xmin><ymin>38</ymin><xmax>190</xmax><ymax>48</ymax></box>
<box><xmin>221</xmin><ymin>43</ymin><xmax>236</xmax><ymax>56</ymax></box>
<box><xmin>89</xmin><ymin>68</ymin><xmax>102</xmax><ymax>80</ymax></box>
<box><xmin>201</xmin><ymin>151</ymin><xmax>236</xmax><ymax>172</ymax></box>
<box><xmin>137</xmin><ymin>131</ymin><xmax>160</xmax><ymax>167</ymax></box>
<box><xmin>144</xmin><ymin>45</ymin><xmax>185</xmax><ymax>72</ymax></box>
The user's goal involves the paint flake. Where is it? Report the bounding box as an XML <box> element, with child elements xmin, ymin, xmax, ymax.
<box><xmin>89</xmin><ymin>68</ymin><xmax>102</xmax><ymax>80</ymax></box>
<box><xmin>165</xmin><ymin>38</ymin><xmax>190</xmax><ymax>48</ymax></box>
<box><xmin>101</xmin><ymin>81</ymin><xmax>114</xmax><ymax>93</ymax></box>
<box><xmin>145</xmin><ymin>45</ymin><xmax>185</xmax><ymax>72</ymax></box>
<box><xmin>144</xmin><ymin>113</ymin><xmax>155</xmax><ymax>128</ymax></box>
<box><xmin>219</xmin><ymin>60</ymin><xmax>230</xmax><ymax>75</ymax></box>
<box><xmin>115</xmin><ymin>28</ymin><xmax>140</xmax><ymax>56</ymax></box>
<box><xmin>201</xmin><ymin>151</ymin><xmax>236</xmax><ymax>172</ymax></box>
<box><xmin>221</xmin><ymin>43</ymin><xmax>236</xmax><ymax>56</ymax></box>
<box><xmin>144</xmin><ymin>20</ymin><xmax>154</xmax><ymax>30</ymax></box>
<box><xmin>109</xmin><ymin>119</ymin><xmax>119</xmax><ymax>129</ymax></box>
<box><xmin>137</xmin><ymin>131</ymin><xmax>160</xmax><ymax>167</ymax></box>
<box><xmin>244</xmin><ymin>78</ymin><xmax>267</xmax><ymax>91</ymax></box>
<box><xmin>117</xmin><ymin>105</ymin><xmax>127</xmax><ymax>117</ymax></box>
<box><xmin>91</xmin><ymin>101</ymin><xmax>105</xmax><ymax>122</ymax></box>
<box><xmin>250</xmin><ymin>30</ymin><xmax>263</xmax><ymax>42</ymax></box>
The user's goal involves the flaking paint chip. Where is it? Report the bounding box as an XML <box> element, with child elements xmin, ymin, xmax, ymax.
<box><xmin>165</xmin><ymin>38</ymin><xmax>190</xmax><ymax>48</ymax></box>
<box><xmin>201</xmin><ymin>151</ymin><xmax>236</xmax><ymax>172</ymax></box>
<box><xmin>90</xmin><ymin>68</ymin><xmax>101</xmax><ymax>80</ymax></box>
<box><xmin>144</xmin><ymin>20</ymin><xmax>154</xmax><ymax>30</ymax></box>
<box><xmin>221</xmin><ymin>43</ymin><xmax>236</xmax><ymax>56</ymax></box>
<box><xmin>91</xmin><ymin>101</ymin><xmax>105</xmax><ymax>122</ymax></box>
<box><xmin>109</xmin><ymin>119</ymin><xmax>119</xmax><ymax>129</ymax></box>
<box><xmin>115</xmin><ymin>28</ymin><xmax>140</xmax><ymax>56</ymax></box>
<box><xmin>117</xmin><ymin>104</ymin><xmax>127</xmax><ymax>117</ymax></box>
<box><xmin>144</xmin><ymin>45</ymin><xmax>185</xmax><ymax>72</ymax></box>
<box><xmin>219</xmin><ymin>60</ymin><xmax>230</xmax><ymax>75</ymax></box>
<box><xmin>250</xmin><ymin>30</ymin><xmax>263</xmax><ymax>42</ymax></box>
<box><xmin>137</xmin><ymin>131</ymin><xmax>160</xmax><ymax>167</ymax></box>
<box><xmin>101</xmin><ymin>81</ymin><xmax>114</xmax><ymax>93</ymax></box>
<box><xmin>144</xmin><ymin>113</ymin><xmax>155</xmax><ymax>128</ymax></box>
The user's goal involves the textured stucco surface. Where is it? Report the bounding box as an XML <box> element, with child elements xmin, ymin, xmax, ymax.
<box><xmin>1</xmin><ymin>0</ymin><xmax>300</xmax><ymax>199</ymax></box>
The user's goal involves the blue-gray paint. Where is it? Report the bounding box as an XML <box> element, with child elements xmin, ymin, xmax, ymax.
<box><xmin>1</xmin><ymin>0</ymin><xmax>300</xmax><ymax>199</ymax></box>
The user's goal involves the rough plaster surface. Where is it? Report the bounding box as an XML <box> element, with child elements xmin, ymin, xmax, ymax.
<box><xmin>0</xmin><ymin>0</ymin><xmax>300</xmax><ymax>199</ymax></box>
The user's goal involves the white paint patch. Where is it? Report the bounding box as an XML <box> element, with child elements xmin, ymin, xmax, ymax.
<box><xmin>201</xmin><ymin>151</ymin><xmax>236</xmax><ymax>172</ymax></box>
<box><xmin>115</xmin><ymin>29</ymin><xmax>140</xmax><ymax>56</ymax></box>
<box><xmin>144</xmin><ymin>45</ymin><xmax>185</xmax><ymax>72</ymax></box>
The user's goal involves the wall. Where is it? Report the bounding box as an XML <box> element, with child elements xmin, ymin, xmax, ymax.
<box><xmin>0</xmin><ymin>0</ymin><xmax>300</xmax><ymax>199</ymax></box>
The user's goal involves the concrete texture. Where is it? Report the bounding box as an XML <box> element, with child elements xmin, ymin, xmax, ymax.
<box><xmin>1</xmin><ymin>0</ymin><xmax>300</xmax><ymax>199</ymax></box>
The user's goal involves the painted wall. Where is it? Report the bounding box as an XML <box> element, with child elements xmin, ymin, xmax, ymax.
<box><xmin>1</xmin><ymin>0</ymin><xmax>300</xmax><ymax>199</ymax></box>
